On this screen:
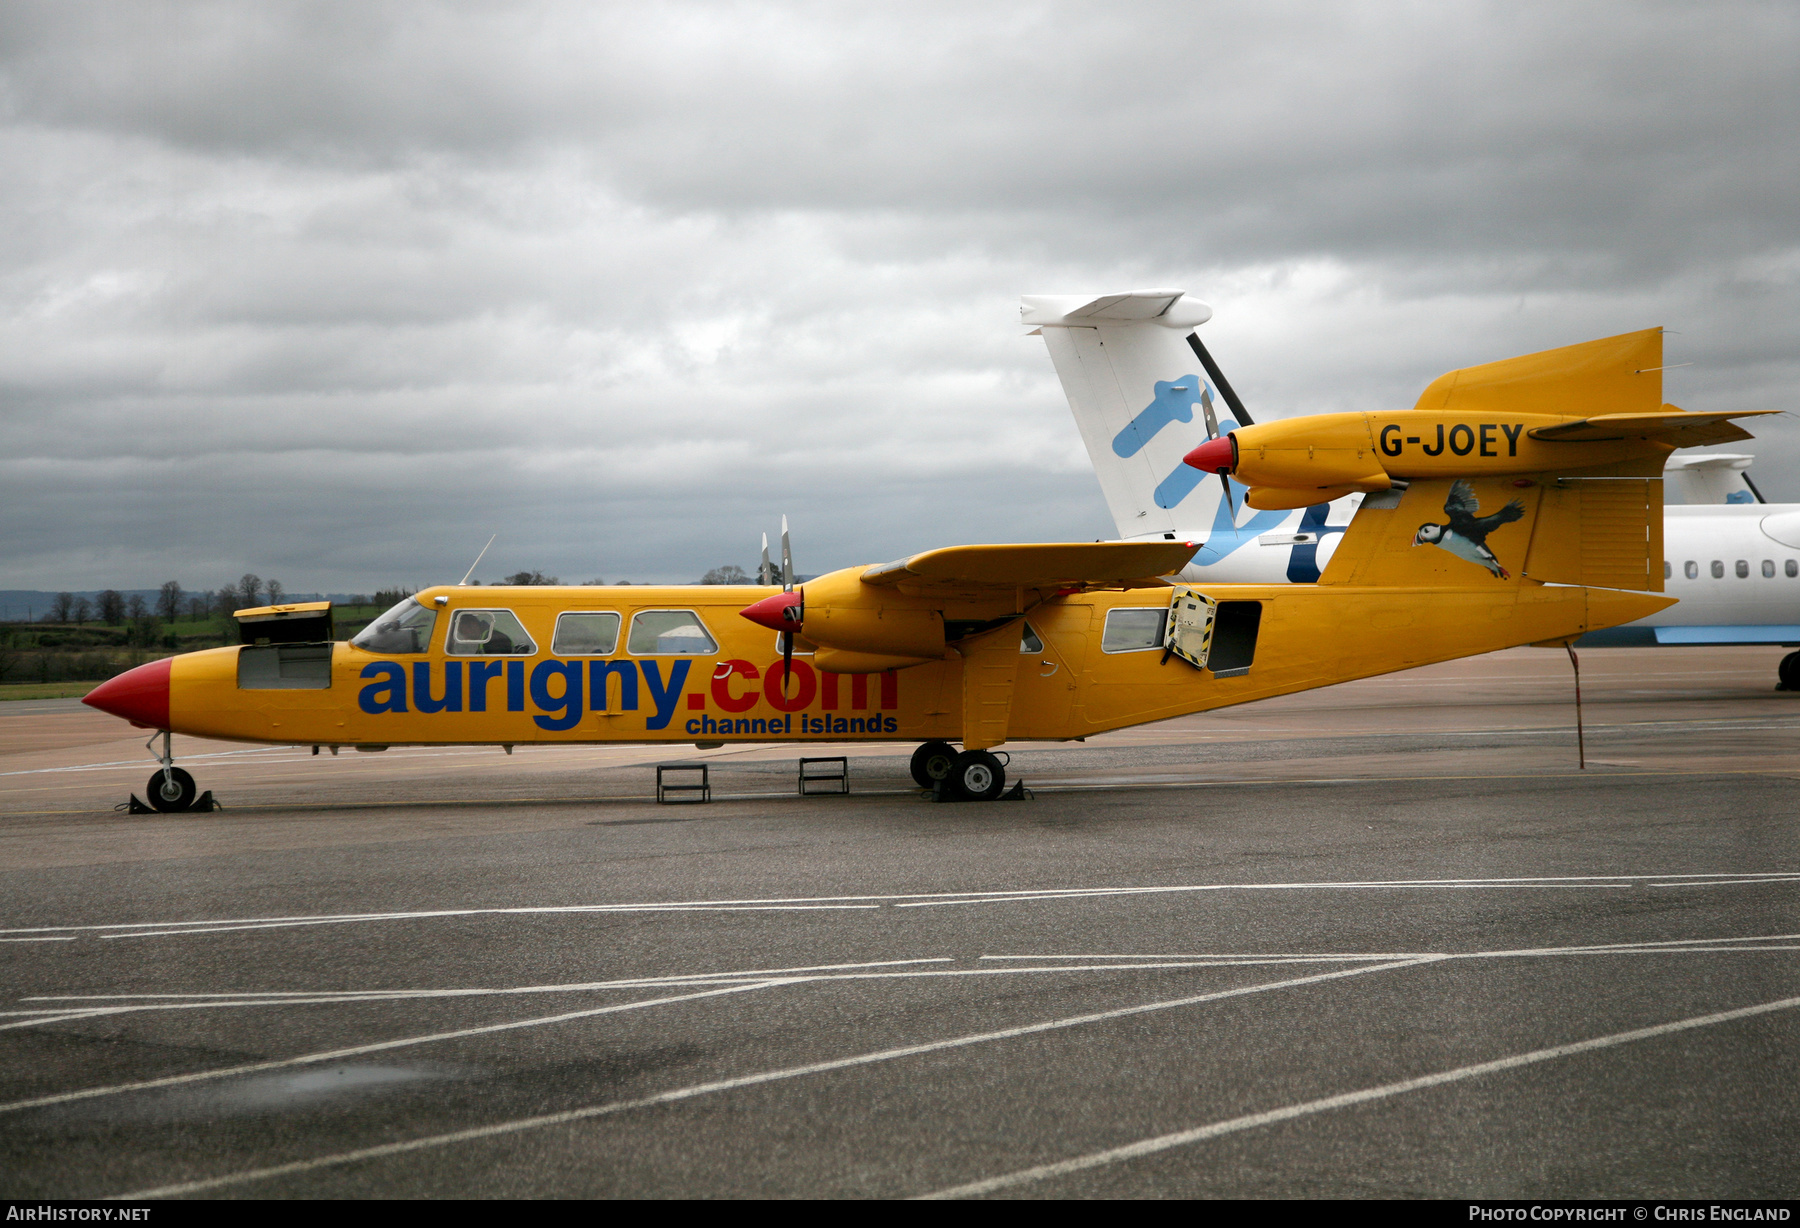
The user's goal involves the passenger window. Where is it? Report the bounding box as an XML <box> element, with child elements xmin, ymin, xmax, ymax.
<box><xmin>1789</xmin><ymin>560</ymin><xmax>1798</xmax><ymax>578</ymax></box>
<box><xmin>351</xmin><ymin>597</ymin><xmax>438</xmax><ymax>655</ymax></box>
<box><xmin>1711</xmin><ymin>561</ymin><xmax>1724</xmax><ymax>579</ymax></box>
<box><xmin>1736</xmin><ymin>560</ymin><xmax>1750</xmax><ymax>579</ymax></box>
<box><xmin>446</xmin><ymin>609</ymin><xmax>536</xmax><ymax>656</ymax></box>
<box><xmin>552</xmin><ymin>612</ymin><xmax>621</xmax><ymax>655</ymax></box>
<box><xmin>1684</xmin><ymin>561</ymin><xmax>1698</xmax><ymax>580</ymax></box>
<box><xmin>1663</xmin><ymin>561</ymin><xmax>1671</xmax><ymax>580</ymax></box>
<box><xmin>629</xmin><ymin>610</ymin><xmax>719</xmax><ymax>655</ymax></box>
<box><xmin>1020</xmin><ymin>624</ymin><xmax>1044</xmax><ymax>654</ymax></box>
<box><xmin>1102</xmin><ymin>608</ymin><xmax>1168</xmax><ymax>653</ymax></box>
<box><xmin>1764</xmin><ymin>560</ymin><xmax>1777</xmax><ymax>579</ymax></box>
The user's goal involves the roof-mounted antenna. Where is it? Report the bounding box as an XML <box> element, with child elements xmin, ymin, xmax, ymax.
<box><xmin>459</xmin><ymin>535</ymin><xmax>497</xmax><ymax>586</ymax></box>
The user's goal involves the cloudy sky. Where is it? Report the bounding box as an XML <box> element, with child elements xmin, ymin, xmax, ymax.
<box><xmin>2</xmin><ymin>1</ymin><xmax>1796</xmax><ymax>592</ymax></box>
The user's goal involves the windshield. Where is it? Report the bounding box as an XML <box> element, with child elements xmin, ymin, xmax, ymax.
<box><xmin>351</xmin><ymin>597</ymin><xmax>439</xmax><ymax>654</ymax></box>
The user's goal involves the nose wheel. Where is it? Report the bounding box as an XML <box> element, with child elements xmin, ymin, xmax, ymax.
<box><xmin>122</xmin><ymin>731</ymin><xmax>218</xmax><ymax>814</ymax></box>
<box><xmin>1779</xmin><ymin>652</ymin><xmax>1800</xmax><ymax>691</ymax></box>
<box><xmin>147</xmin><ymin>767</ymin><xmax>197</xmax><ymax>812</ymax></box>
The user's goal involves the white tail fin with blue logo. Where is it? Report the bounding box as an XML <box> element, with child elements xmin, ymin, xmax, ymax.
<box><xmin>1024</xmin><ymin>289</ymin><xmax>1354</xmax><ymax>583</ymax></box>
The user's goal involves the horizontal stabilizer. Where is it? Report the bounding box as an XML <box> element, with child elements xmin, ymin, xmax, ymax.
<box><xmin>1020</xmin><ymin>290</ymin><xmax>1212</xmax><ymax>329</ymax></box>
<box><xmin>1529</xmin><ymin>408</ymin><xmax>1776</xmax><ymax>448</ymax></box>
<box><xmin>862</xmin><ymin>541</ymin><xmax>1198</xmax><ymax>589</ymax></box>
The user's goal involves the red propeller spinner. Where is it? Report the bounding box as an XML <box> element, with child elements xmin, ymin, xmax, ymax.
<box><xmin>739</xmin><ymin>589</ymin><xmax>803</xmax><ymax>633</ymax></box>
<box><xmin>1183</xmin><ymin>433</ymin><xmax>1236</xmax><ymax>474</ymax></box>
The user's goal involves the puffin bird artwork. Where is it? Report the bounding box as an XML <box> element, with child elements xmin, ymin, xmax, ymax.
<box><xmin>1412</xmin><ymin>479</ymin><xmax>1525</xmax><ymax>578</ymax></box>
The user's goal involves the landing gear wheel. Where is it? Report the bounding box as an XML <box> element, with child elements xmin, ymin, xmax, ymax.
<box><xmin>910</xmin><ymin>740</ymin><xmax>957</xmax><ymax>789</ymax></box>
<box><xmin>147</xmin><ymin>767</ymin><xmax>196</xmax><ymax>813</ymax></box>
<box><xmin>947</xmin><ymin>749</ymin><xmax>1005</xmax><ymax>801</ymax></box>
<box><xmin>1781</xmin><ymin>652</ymin><xmax>1800</xmax><ymax>692</ymax></box>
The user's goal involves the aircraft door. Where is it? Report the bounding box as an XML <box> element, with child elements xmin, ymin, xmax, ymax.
<box><xmin>1006</xmin><ymin>608</ymin><xmax>1084</xmax><ymax>738</ymax></box>
<box><xmin>1165</xmin><ymin>587</ymin><xmax>1217</xmax><ymax>669</ymax></box>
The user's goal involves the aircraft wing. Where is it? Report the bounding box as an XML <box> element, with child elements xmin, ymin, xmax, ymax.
<box><xmin>861</xmin><ymin>541</ymin><xmax>1198</xmax><ymax>589</ymax></box>
<box><xmin>1528</xmin><ymin>408</ymin><xmax>1779</xmax><ymax>448</ymax></box>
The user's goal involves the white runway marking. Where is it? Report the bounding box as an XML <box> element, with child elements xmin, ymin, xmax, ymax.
<box><xmin>5</xmin><ymin>957</ymin><xmax>955</xmax><ymax>1014</ymax></box>
<box><xmin>108</xmin><ymin>958</ymin><xmax>1433</xmax><ymax>1200</ymax></box>
<box><xmin>0</xmin><ymin>961</ymin><xmax>1326</xmax><ymax>1026</ymax></box>
<box><xmin>914</xmin><ymin>993</ymin><xmax>1800</xmax><ymax>1199</ymax></box>
<box><xmin>9</xmin><ymin>871</ymin><xmax>1794</xmax><ymax>941</ymax></box>
<box><xmin>981</xmin><ymin>932</ymin><xmax>1800</xmax><ymax>962</ymax></box>
<box><xmin>0</xmin><ymin>980</ymin><xmax>790</xmax><ymax>1116</ymax></box>
<box><xmin>0</xmin><ymin>748</ymin><xmax>294</xmax><ymax>777</ymax></box>
<box><xmin>17</xmin><ymin>931</ymin><xmax>1794</xmax><ymax>1032</ymax></box>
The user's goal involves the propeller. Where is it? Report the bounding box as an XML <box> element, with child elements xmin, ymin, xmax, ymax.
<box><xmin>741</xmin><ymin>518</ymin><xmax>804</xmax><ymax>695</ymax></box>
<box><xmin>1202</xmin><ymin>386</ymin><xmax>1237</xmax><ymax>520</ymax></box>
<box><xmin>1184</xmin><ymin>431</ymin><xmax>1239</xmax><ymax>521</ymax></box>
<box><xmin>759</xmin><ymin>533</ymin><xmax>773</xmax><ymax>586</ymax></box>
<box><xmin>779</xmin><ymin>516</ymin><xmax>799</xmax><ymax>695</ymax></box>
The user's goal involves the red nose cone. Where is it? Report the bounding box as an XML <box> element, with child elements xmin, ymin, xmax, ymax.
<box><xmin>83</xmin><ymin>657</ymin><xmax>172</xmax><ymax>730</ymax></box>
<box><xmin>1183</xmin><ymin>434</ymin><xmax>1236</xmax><ymax>473</ymax></box>
<box><xmin>740</xmin><ymin>590</ymin><xmax>803</xmax><ymax>633</ymax></box>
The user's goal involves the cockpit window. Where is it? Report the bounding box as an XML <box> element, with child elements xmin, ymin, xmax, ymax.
<box><xmin>446</xmin><ymin>608</ymin><xmax>536</xmax><ymax>656</ymax></box>
<box><xmin>628</xmin><ymin>610</ymin><xmax>719</xmax><ymax>655</ymax></box>
<box><xmin>351</xmin><ymin>597</ymin><xmax>439</xmax><ymax>655</ymax></box>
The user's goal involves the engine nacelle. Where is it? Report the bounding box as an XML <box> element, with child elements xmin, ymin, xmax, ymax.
<box><xmin>740</xmin><ymin>570</ymin><xmax>949</xmax><ymax>673</ymax></box>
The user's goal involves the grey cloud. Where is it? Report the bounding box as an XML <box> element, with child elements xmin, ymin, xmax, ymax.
<box><xmin>1</xmin><ymin>2</ymin><xmax>1797</xmax><ymax>591</ymax></box>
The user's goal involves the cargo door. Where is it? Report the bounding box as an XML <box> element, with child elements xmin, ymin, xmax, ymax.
<box><xmin>1166</xmin><ymin>586</ymin><xmax>1217</xmax><ymax>669</ymax></box>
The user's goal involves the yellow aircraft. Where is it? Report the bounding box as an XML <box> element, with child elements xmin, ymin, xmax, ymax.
<box><xmin>83</xmin><ymin>327</ymin><xmax>1759</xmax><ymax>810</ymax></box>
<box><xmin>1182</xmin><ymin>328</ymin><xmax>1779</xmax><ymax>510</ymax></box>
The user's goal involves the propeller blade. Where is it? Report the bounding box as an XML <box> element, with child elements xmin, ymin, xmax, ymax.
<box><xmin>781</xmin><ymin>588</ymin><xmax>801</xmax><ymax>694</ymax></box>
<box><xmin>781</xmin><ymin>515</ymin><xmax>794</xmax><ymax>591</ymax></box>
<box><xmin>1218</xmin><ymin>471</ymin><xmax>1236</xmax><ymax>521</ymax></box>
<box><xmin>759</xmin><ymin>533</ymin><xmax>772</xmax><ymax>586</ymax></box>
<box><xmin>1200</xmin><ymin>386</ymin><xmax>1220</xmax><ymax>440</ymax></box>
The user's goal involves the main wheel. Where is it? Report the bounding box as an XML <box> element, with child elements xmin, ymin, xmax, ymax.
<box><xmin>1780</xmin><ymin>652</ymin><xmax>1800</xmax><ymax>691</ymax></box>
<box><xmin>910</xmin><ymin>740</ymin><xmax>957</xmax><ymax>789</ymax></box>
<box><xmin>147</xmin><ymin>767</ymin><xmax>197</xmax><ymax>813</ymax></box>
<box><xmin>947</xmin><ymin>749</ymin><xmax>1005</xmax><ymax>801</ymax></box>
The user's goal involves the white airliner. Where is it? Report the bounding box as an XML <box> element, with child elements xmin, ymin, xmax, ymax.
<box><xmin>1027</xmin><ymin>289</ymin><xmax>1800</xmax><ymax>689</ymax></box>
